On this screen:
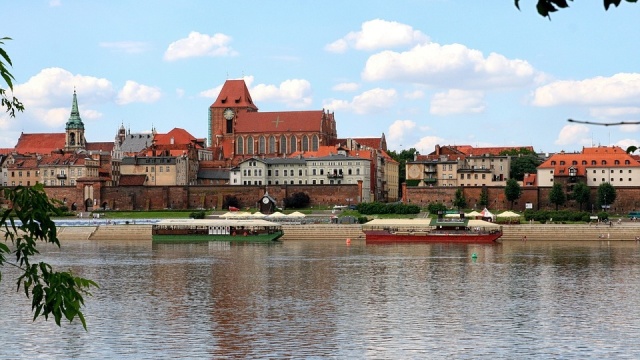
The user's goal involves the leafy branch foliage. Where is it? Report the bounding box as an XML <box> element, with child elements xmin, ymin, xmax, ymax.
<box><xmin>1</xmin><ymin>185</ymin><xmax>98</xmax><ymax>330</ymax></box>
<box><xmin>357</xmin><ymin>202</ymin><xmax>420</xmax><ymax>215</ymax></box>
<box><xmin>0</xmin><ymin>37</ymin><xmax>24</xmax><ymax>118</ymax></box>
<box><xmin>515</xmin><ymin>0</ymin><xmax>638</xmax><ymax>18</ymax></box>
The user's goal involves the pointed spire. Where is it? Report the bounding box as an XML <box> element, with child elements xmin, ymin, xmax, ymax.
<box><xmin>65</xmin><ymin>89</ymin><xmax>85</xmax><ymax>130</ymax></box>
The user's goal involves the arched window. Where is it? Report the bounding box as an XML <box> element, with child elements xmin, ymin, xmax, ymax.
<box><xmin>626</xmin><ymin>160</ymin><xmax>631</xmax><ymax>165</ymax></box>
<box><xmin>280</xmin><ymin>135</ymin><xmax>287</xmax><ymax>154</ymax></box>
<box><xmin>312</xmin><ymin>135</ymin><xmax>319</xmax><ymax>151</ymax></box>
<box><xmin>551</xmin><ymin>161</ymin><xmax>556</xmax><ymax>165</ymax></box>
<box><xmin>259</xmin><ymin>136</ymin><xmax>266</xmax><ymax>154</ymax></box>
<box><xmin>582</xmin><ymin>160</ymin><xmax>587</xmax><ymax>165</ymax></box>
<box><xmin>236</xmin><ymin>136</ymin><xmax>244</xmax><ymax>154</ymax></box>
<box><xmin>247</xmin><ymin>136</ymin><xmax>254</xmax><ymax>154</ymax></box>
<box><xmin>290</xmin><ymin>136</ymin><xmax>297</xmax><ymax>153</ymax></box>
<box><xmin>602</xmin><ymin>160</ymin><xmax>607</xmax><ymax>165</ymax></box>
<box><xmin>572</xmin><ymin>161</ymin><xmax>577</xmax><ymax>165</ymax></box>
<box><xmin>591</xmin><ymin>160</ymin><xmax>596</xmax><ymax>165</ymax></box>
<box><xmin>269</xmin><ymin>136</ymin><xmax>276</xmax><ymax>154</ymax></box>
<box><xmin>302</xmin><ymin>136</ymin><xmax>309</xmax><ymax>151</ymax></box>
<box><xmin>614</xmin><ymin>160</ymin><xmax>620</xmax><ymax>165</ymax></box>
<box><xmin>356</xmin><ymin>168</ymin><xmax>360</xmax><ymax>175</ymax></box>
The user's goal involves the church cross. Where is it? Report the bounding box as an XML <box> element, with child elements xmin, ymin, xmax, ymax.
<box><xmin>272</xmin><ymin>116</ymin><xmax>284</xmax><ymax>128</ymax></box>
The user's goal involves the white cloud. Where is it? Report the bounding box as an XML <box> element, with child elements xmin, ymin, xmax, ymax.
<box><xmin>250</xmin><ymin>79</ymin><xmax>313</xmax><ymax>108</ymax></box>
<box><xmin>116</xmin><ymin>80</ymin><xmax>162</xmax><ymax>105</ymax></box>
<box><xmin>615</xmin><ymin>139</ymin><xmax>640</xmax><ymax>152</ymax></box>
<box><xmin>555</xmin><ymin>124</ymin><xmax>592</xmax><ymax>146</ymax></box>
<box><xmin>325</xmin><ymin>19</ymin><xmax>429</xmax><ymax>53</ymax></box>
<box><xmin>175</xmin><ymin>88</ymin><xmax>185</xmax><ymax>98</ymax></box>
<box><xmin>100</xmin><ymin>41</ymin><xmax>151</xmax><ymax>54</ymax></box>
<box><xmin>413</xmin><ymin>135</ymin><xmax>445</xmax><ymax>154</ymax></box>
<box><xmin>164</xmin><ymin>31</ymin><xmax>237</xmax><ymax>61</ymax></box>
<box><xmin>12</xmin><ymin>67</ymin><xmax>112</xmax><ymax>128</ymax></box>
<box><xmin>533</xmin><ymin>73</ymin><xmax>640</xmax><ymax>107</ymax></box>
<box><xmin>362</xmin><ymin>43</ymin><xmax>537</xmax><ymax>90</ymax></box>
<box><xmin>388</xmin><ymin>120</ymin><xmax>416</xmax><ymax>144</ymax></box>
<box><xmin>332</xmin><ymin>82</ymin><xmax>360</xmax><ymax>92</ymax></box>
<box><xmin>404</xmin><ymin>90</ymin><xmax>425</xmax><ymax>100</ymax></box>
<box><xmin>323</xmin><ymin>88</ymin><xmax>397</xmax><ymax>115</ymax></box>
<box><xmin>430</xmin><ymin>90</ymin><xmax>485</xmax><ymax>116</ymax></box>
<box><xmin>49</xmin><ymin>0</ymin><xmax>61</xmax><ymax>7</ymax></box>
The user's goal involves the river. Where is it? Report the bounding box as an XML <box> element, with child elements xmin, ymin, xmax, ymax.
<box><xmin>1</xmin><ymin>239</ymin><xmax>640</xmax><ymax>359</ymax></box>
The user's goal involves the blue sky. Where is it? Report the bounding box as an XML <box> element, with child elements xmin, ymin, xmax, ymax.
<box><xmin>2</xmin><ymin>1</ymin><xmax>640</xmax><ymax>155</ymax></box>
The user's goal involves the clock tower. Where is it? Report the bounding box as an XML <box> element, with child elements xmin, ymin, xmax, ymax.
<box><xmin>208</xmin><ymin>79</ymin><xmax>258</xmax><ymax>150</ymax></box>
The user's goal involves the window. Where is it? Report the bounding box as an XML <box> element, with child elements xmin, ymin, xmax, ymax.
<box><xmin>275</xmin><ymin>170</ymin><xmax>279</xmax><ymax>176</ymax></box>
<box><xmin>284</xmin><ymin>170</ymin><xmax>287</xmax><ymax>176</ymax></box>
<box><xmin>560</xmin><ymin>161</ymin><xmax>565</xmax><ymax>165</ymax></box>
<box><xmin>551</xmin><ymin>161</ymin><xmax>556</xmax><ymax>165</ymax></box>
<box><xmin>302</xmin><ymin>136</ymin><xmax>309</xmax><ymax>151</ymax></box>
<box><xmin>159</xmin><ymin>167</ymin><xmax>163</xmax><ymax>172</ymax></box>
<box><xmin>247</xmin><ymin>136</ymin><xmax>254</xmax><ymax>154</ymax></box>
<box><xmin>312</xmin><ymin>169</ymin><xmax>316</xmax><ymax>175</ymax></box>
<box><xmin>236</xmin><ymin>136</ymin><xmax>244</xmax><ymax>154</ymax></box>
<box><xmin>320</xmin><ymin>169</ymin><xmax>324</xmax><ymax>175</ymax></box>
<box><xmin>166</xmin><ymin>166</ymin><xmax>170</xmax><ymax>172</ymax></box>
<box><xmin>259</xmin><ymin>136</ymin><xmax>266</xmax><ymax>154</ymax></box>
<box><xmin>280</xmin><ymin>135</ymin><xmax>287</xmax><ymax>154</ymax></box>
<box><xmin>269</xmin><ymin>136</ymin><xmax>276</xmax><ymax>153</ymax></box>
<box><xmin>290</xmin><ymin>136</ymin><xmax>297</xmax><ymax>153</ymax></box>
<box><xmin>312</xmin><ymin>135</ymin><xmax>319</xmax><ymax>151</ymax></box>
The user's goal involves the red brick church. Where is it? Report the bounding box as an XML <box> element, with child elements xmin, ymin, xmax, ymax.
<box><xmin>208</xmin><ymin>79</ymin><xmax>338</xmax><ymax>165</ymax></box>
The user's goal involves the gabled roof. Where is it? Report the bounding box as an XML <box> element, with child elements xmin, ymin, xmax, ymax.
<box><xmin>15</xmin><ymin>133</ymin><xmax>65</xmax><ymax>154</ymax></box>
<box><xmin>211</xmin><ymin>79</ymin><xmax>258</xmax><ymax>111</ymax></box>
<box><xmin>154</xmin><ymin>128</ymin><xmax>199</xmax><ymax>146</ymax></box>
<box><xmin>86</xmin><ymin>142</ymin><xmax>114</xmax><ymax>152</ymax></box>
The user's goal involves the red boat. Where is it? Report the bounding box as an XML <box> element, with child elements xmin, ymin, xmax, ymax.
<box><xmin>363</xmin><ymin>218</ymin><xmax>502</xmax><ymax>244</ymax></box>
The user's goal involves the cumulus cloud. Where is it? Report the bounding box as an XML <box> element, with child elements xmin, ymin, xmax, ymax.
<box><xmin>532</xmin><ymin>73</ymin><xmax>640</xmax><ymax>107</ymax></box>
<box><xmin>362</xmin><ymin>43</ymin><xmax>537</xmax><ymax>90</ymax></box>
<box><xmin>116</xmin><ymin>81</ymin><xmax>162</xmax><ymax>105</ymax></box>
<box><xmin>332</xmin><ymin>82</ymin><xmax>360</xmax><ymax>92</ymax></box>
<box><xmin>430</xmin><ymin>90</ymin><xmax>485</xmax><ymax>116</ymax></box>
<box><xmin>323</xmin><ymin>88</ymin><xmax>397</xmax><ymax>115</ymax></box>
<box><xmin>250</xmin><ymin>79</ymin><xmax>313</xmax><ymax>108</ymax></box>
<box><xmin>325</xmin><ymin>19</ymin><xmax>429</xmax><ymax>53</ymax></box>
<box><xmin>12</xmin><ymin>67</ymin><xmax>112</xmax><ymax>128</ymax></box>
<box><xmin>413</xmin><ymin>135</ymin><xmax>446</xmax><ymax>154</ymax></box>
<box><xmin>164</xmin><ymin>31</ymin><xmax>237</xmax><ymax>61</ymax></box>
<box><xmin>100</xmin><ymin>41</ymin><xmax>151</xmax><ymax>54</ymax></box>
<box><xmin>388</xmin><ymin>120</ymin><xmax>417</xmax><ymax>144</ymax></box>
<box><xmin>555</xmin><ymin>124</ymin><xmax>592</xmax><ymax>146</ymax></box>
<box><xmin>616</xmin><ymin>139</ymin><xmax>640</xmax><ymax>152</ymax></box>
<box><xmin>199</xmin><ymin>76</ymin><xmax>312</xmax><ymax>108</ymax></box>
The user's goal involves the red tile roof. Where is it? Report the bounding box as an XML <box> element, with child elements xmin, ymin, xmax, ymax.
<box><xmin>210</xmin><ymin>79</ymin><xmax>258</xmax><ymax>111</ymax></box>
<box><xmin>154</xmin><ymin>128</ymin><xmax>198</xmax><ymax>146</ymax></box>
<box><xmin>15</xmin><ymin>133</ymin><xmax>65</xmax><ymax>154</ymax></box>
<box><xmin>235</xmin><ymin>111</ymin><xmax>328</xmax><ymax>133</ymax></box>
<box><xmin>538</xmin><ymin>146</ymin><xmax>640</xmax><ymax>177</ymax></box>
<box><xmin>119</xmin><ymin>174</ymin><xmax>147</xmax><ymax>186</ymax></box>
<box><xmin>86</xmin><ymin>142</ymin><xmax>114</xmax><ymax>152</ymax></box>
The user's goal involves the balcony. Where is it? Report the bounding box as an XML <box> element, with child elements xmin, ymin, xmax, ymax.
<box><xmin>327</xmin><ymin>173</ymin><xmax>343</xmax><ymax>179</ymax></box>
<box><xmin>57</xmin><ymin>174</ymin><xmax>67</xmax><ymax>179</ymax></box>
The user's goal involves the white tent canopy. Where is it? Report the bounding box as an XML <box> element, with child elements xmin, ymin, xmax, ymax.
<box><xmin>497</xmin><ymin>211</ymin><xmax>521</xmax><ymax>218</ymax></box>
<box><xmin>288</xmin><ymin>211</ymin><xmax>306</xmax><ymax>218</ymax></box>
<box><xmin>466</xmin><ymin>211</ymin><xmax>482</xmax><ymax>217</ymax></box>
<box><xmin>480</xmin><ymin>208</ymin><xmax>495</xmax><ymax>220</ymax></box>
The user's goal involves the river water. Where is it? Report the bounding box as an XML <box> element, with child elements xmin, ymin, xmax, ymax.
<box><xmin>1</xmin><ymin>239</ymin><xmax>640</xmax><ymax>359</ymax></box>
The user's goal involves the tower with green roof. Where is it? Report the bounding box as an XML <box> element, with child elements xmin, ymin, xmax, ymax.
<box><xmin>64</xmin><ymin>90</ymin><xmax>86</xmax><ymax>152</ymax></box>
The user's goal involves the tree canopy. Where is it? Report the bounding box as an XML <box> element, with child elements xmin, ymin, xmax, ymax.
<box><xmin>1</xmin><ymin>37</ymin><xmax>96</xmax><ymax>329</ymax></box>
<box><xmin>572</xmin><ymin>182</ymin><xmax>591</xmax><ymax>211</ymax></box>
<box><xmin>549</xmin><ymin>183</ymin><xmax>566</xmax><ymax>210</ymax></box>
<box><xmin>516</xmin><ymin>0</ymin><xmax>638</xmax><ymax>18</ymax></box>
<box><xmin>505</xmin><ymin>179</ymin><xmax>522</xmax><ymax>209</ymax></box>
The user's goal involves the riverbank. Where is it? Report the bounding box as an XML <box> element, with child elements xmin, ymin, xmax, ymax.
<box><xmin>48</xmin><ymin>222</ymin><xmax>640</xmax><ymax>242</ymax></box>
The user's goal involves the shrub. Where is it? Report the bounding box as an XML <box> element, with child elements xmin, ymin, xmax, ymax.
<box><xmin>189</xmin><ymin>211</ymin><xmax>206</xmax><ymax>219</ymax></box>
<box><xmin>283</xmin><ymin>192</ymin><xmax>310</xmax><ymax>209</ymax></box>
<box><xmin>357</xmin><ymin>202</ymin><xmax>420</xmax><ymax>215</ymax></box>
<box><xmin>222</xmin><ymin>195</ymin><xmax>240</xmax><ymax>210</ymax></box>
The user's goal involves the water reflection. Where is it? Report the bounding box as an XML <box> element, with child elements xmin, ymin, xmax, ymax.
<box><xmin>1</xmin><ymin>240</ymin><xmax>640</xmax><ymax>358</ymax></box>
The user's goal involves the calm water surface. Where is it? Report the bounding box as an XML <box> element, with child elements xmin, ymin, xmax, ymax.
<box><xmin>1</xmin><ymin>239</ymin><xmax>640</xmax><ymax>359</ymax></box>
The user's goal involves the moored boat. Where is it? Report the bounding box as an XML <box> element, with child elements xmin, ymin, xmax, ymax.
<box><xmin>362</xmin><ymin>218</ymin><xmax>502</xmax><ymax>244</ymax></box>
<box><xmin>152</xmin><ymin>218</ymin><xmax>283</xmax><ymax>243</ymax></box>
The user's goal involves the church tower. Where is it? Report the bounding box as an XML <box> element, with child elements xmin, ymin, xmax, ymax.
<box><xmin>208</xmin><ymin>79</ymin><xmax>258</xmax><ymax>148</ymax></box>
<box><xmin>64</xmin><ymin>90</ymin><xmax>86</xmax><ymax>152</ymax></box>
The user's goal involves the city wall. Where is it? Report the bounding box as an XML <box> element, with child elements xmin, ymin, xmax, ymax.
<box><xmin>43</xmin><ymin>184</ymin><xmax>361</xmax><ymax>211</ymax></box>
<box><xmin>405</xmin><ymin>186</ymin><xmax>640</xmax><ymax>213</ymax></box>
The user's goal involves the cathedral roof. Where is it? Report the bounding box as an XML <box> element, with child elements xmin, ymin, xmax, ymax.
<box><xmin>154</xmin><ymin>128</ymin><xmax>199</xmax><ymax>146</ymax></box>
<box><xmin>211</xmin><ymin>79</ymin><xmax>258</xmax><ymax>111</ymax></box>
<box><xmin>235</xmin><ymin>111</ymin><xmax>328</xmax><ymax>133</ymax></box>
<box><xmin>15</xmin><ymin>133</ymin><xmax>66</xmax><ymax>154</ymax></box>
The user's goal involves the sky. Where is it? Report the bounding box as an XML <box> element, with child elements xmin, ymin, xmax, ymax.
<box><xmin>2</xmin><ymin>1</ymin><xmax>640</xmax><ymax>155</ymax></box>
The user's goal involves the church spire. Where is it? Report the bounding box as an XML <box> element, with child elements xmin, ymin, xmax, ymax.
<box><xmin>66</xmin><ymin>89</ymin><xmax>85</xmax><ymax>130</ymax></box>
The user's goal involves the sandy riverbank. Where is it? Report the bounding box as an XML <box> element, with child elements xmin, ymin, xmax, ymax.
<box><xmin>47</xmin><ymin>222</ymin><xmax>640</xmax><ymax>242</ymax></box>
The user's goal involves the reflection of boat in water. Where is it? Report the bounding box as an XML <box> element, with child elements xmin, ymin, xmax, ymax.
<box><xmin>362</xmin><ymin>218</ymin><xmax>502</xmax><ymax>244</ymax></box>
<box><xmin>152</xmin><ymin>219</ymin><xmax>283</xmax><ymax>243</ymax></box>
